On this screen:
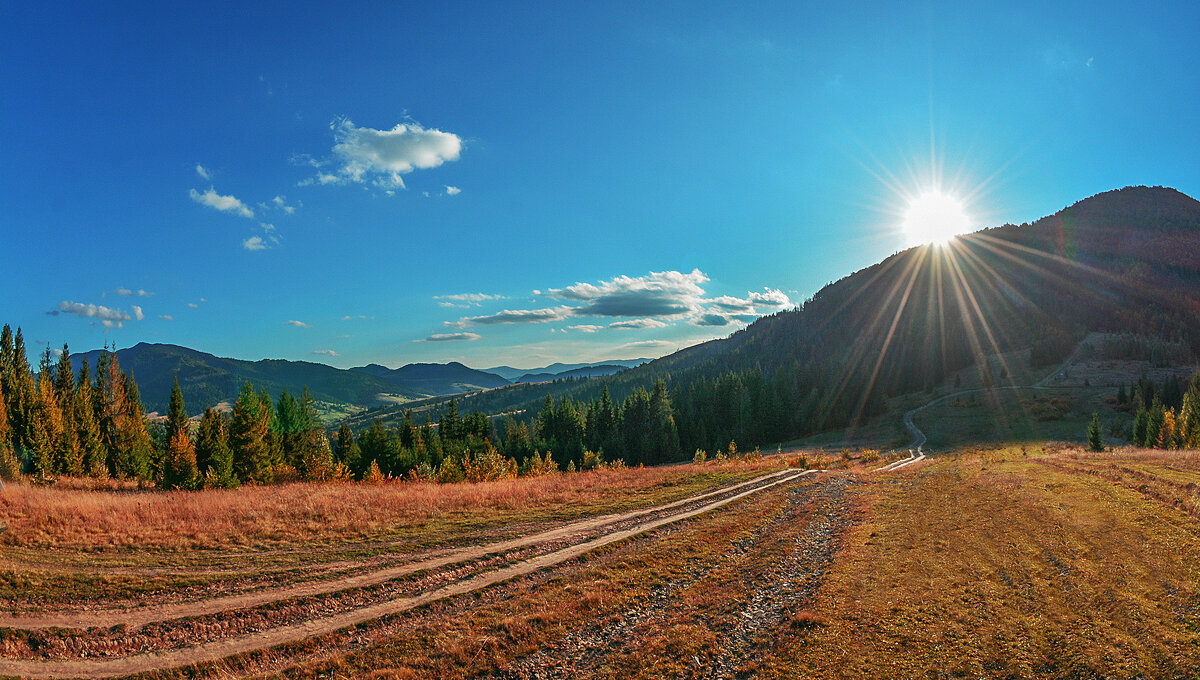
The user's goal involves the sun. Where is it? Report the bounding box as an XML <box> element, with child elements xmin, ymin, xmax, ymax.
<box><xmin>902</xmin><ymin>192</ymin><xmax>971</xmax><ymax>246</ymax></box>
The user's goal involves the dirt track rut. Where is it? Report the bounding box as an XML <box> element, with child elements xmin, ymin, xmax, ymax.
<box><xmin>0</xmin><ymin>469</ymin><xmax>815</xmax><ymax>680</ymax></box>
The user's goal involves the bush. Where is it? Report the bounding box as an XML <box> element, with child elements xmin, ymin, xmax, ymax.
<box><xmin>693</xmin><ymin>449</ymin><xmax>708</xmax><ymax>465</ymax></box>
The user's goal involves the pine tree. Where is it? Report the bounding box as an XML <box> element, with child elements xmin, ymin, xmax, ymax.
<box><xmin>1088</xmin><ymin>412</ymin><xmax>1104</xmax><ymax>452</ymax></box>
<box><xmin>73</xmin><ymin>360</ymin><xmax>106</xmax><ymax>477</ymax></box>
<box><xmin>163</xmin><ymin>424</ymin><xmax>198</xmax><ymax>490</ymax></box>
<box><xmin>30</xmin><ymin>373</ymin><xmax>62</xmax><ymax>478</ymax></box>
<box><xmin>120</xmin><ymin>374</ymin><xmax>155</xmax><ymax>480</ymax></box>
<box><xmin>50</xmin><ymin>344</ymin><xmax>81</xmax><ymax>475</ymax></box>
<box><xmin>334</xmin><ymin>422</ymin><xmax>361</xmax><ymax>474</ymax></box>
<box><xmin>162</xmin><ymin>379</ymin><xmax>197</xmax><ymax>489</ymax></box>
<box><xmin>195</xmin><ymin>408</ymin><xmax>236</xmax><ymax>488</ymax></box>
<box><xmin>0</xmin><ymin>371</ymin><xmax>19</xmax><ymax>479</ymax></box>
<box><xmin>231</xmin><ymin>383</ymin><xmax>273</xmax><ymax>484</ymax></box>
<box><xmin>165</xmin><ymin>377</ymin><xmax>189</xmax><ymax>442</ymax></box>
<box><xmin>259</xmin><ymin>387</ymin><xmax>284</xmax><ymax>470</ymax></box>
<box><xmin>1178</xmin><ymin>376</ymin><xmax>1200</xmax><ymax>449</ymax></box>
<box><xmin>8</xmin><ymin>328</ymin><xmax>36</xmax><ymax>459</ymax></box>
<box><xmin>1158</xmin><ymin>409</ymin><xmax>1178</xmax><ymax>449</ymax></box>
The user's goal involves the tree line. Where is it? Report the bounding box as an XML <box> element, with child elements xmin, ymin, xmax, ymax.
<box><xmin>0</xmin><ymin>324</ymin><xmax>345</xmax><ymax>487</ymax></box>
<box><xmin>1116</xmin><ymin>373</ymin><xmax>1200</xmax><ymax>449</ymax></box>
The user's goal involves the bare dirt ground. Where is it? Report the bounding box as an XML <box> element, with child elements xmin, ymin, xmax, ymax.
<box><xmin>0</xmin><ymin>468</ymin><xmax>817</xmax><ymax>679</ymax></box>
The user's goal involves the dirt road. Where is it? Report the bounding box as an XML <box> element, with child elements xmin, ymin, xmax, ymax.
<box><xmin>0</xmin><ymin>469</ymin><xmax>817</xmax><ymax>680</ymax></box>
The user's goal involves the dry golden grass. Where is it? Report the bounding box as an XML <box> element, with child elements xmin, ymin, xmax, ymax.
<box><xmin>0</xmin><ymin>463</ymin><xmax>778</xmax><ymax>553</ymax></box>
<box><xmin>760</xmin><ymin>444</ymin><xmax>1200</xmax><ymax>678</ymax></box>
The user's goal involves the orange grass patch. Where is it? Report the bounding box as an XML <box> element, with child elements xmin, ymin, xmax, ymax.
<box><xmin>0</xmin><ymin>463</ymin><xmax>779</xmax><ymax>553</ymax></box>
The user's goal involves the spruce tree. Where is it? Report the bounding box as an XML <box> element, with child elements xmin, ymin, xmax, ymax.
<box><xmin>334</xmin><ymin>422</ymin><xmax>361</xmax><ymax>475</ymax></box>
<box><xmin>1088</xmin><ymin>412</ymin><xmax>1104</xmax><ymax>452</ymax></box>
<box><xmin>0</xmin><ymin>371</ymin><xmax>19</xmax><ymax>479</ymax></box>
<box><xmin>163</xmin><ymin>424</ymin><xmax>198</xmax><ymax>490</ymax></box>
<box><xmin>30</xmin><ymin>373</ymin><xmax>62</xmax><ymax>478</ymax></box>
<box><xmin>73</xmin><ymin>360</ymin><xmax>106</xmax><ymax>477</ymax></box>
<box><xmin>121</xmin><ymin>373</ymin><xmax>155</xmax><ymax>480</ymax></box>
<box><xmin>8</xmin><ymin>328</ymin><xmax>36</xmax><ymax>458</ymax></box>
<box><xmin>165</xmin><ymin>377</ymin><xmax>189</xmax><ymax>441</ymax></box>
<box><xmin>195</xmin><ymin>408</ymin><xmax>236</xmax><ymax>488</ymax></box>
<box><xmin>231</xmin><ymin>383</ymin><xmax>273</xmax><ymax>484</ymax></box>
<box><xmin>162</xmin><ymin>378</ymin><xmax>197</xmax><ymax>489</ymax></box>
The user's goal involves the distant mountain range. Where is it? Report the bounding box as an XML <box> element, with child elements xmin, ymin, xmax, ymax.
<box><xmin>69</xmin><ymin>343</ymin><xmax>648</xmax><ymax>415</ymax></box>
<box><xmin>483</xmin><ymin>359</ymin><xmax>650</xmax><ymax>381</ymax></box>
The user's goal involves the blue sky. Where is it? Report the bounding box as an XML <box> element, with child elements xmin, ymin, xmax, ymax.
<box><xmin>4</xmin><ymin>1</ymin><xmax>1199</xmax><ymax>369</ymax></box>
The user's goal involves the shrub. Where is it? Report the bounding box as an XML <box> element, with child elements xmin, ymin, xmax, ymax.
<box><xmin>693</xmin><ymin>449</ymin><xmax>708</xmax><ymax>465</ymax></box>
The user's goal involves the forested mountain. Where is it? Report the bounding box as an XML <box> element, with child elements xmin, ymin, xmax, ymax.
<box><xmin>68</xmin><ymin>344</ymin><xmax>521</xmax><ymax>414</ymax></box>
<box><xmin>349</xmin><ymin>362</ymin><xmax>510</xmax><ymax>395</ymax></box>
<box><xmin>512</xmin><ymin>364</ymin><xmax>637</xmax><ymax>383</ymax></box>
<box><xmin>398</xmin><ymin>186</ymin><xmax>1200</xmax><ymax>455</ymax></box>
<box><xmin>484</xmin><ymin>359</ymin><xmax>650</xmax><ymax>381</ymax></box>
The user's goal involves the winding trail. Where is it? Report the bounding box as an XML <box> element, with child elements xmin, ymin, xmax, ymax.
<box><xmin>878</xmin><ymin>334</ymin><xmax>1100</xmax><ymax>472</ymax></box>
<box><xmin>0</xmin><ymin>469</ymin><xmax>819</xmax><ymax>680</ymax></box>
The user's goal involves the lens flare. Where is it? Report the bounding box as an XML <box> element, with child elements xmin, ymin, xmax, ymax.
<box><xmin>902</xmin><ymin>192</ymin><xmax>971</xmax><ymax>246</ymax></box>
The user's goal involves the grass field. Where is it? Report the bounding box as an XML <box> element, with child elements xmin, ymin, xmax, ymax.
<box><xmin>7</xmin><ymin>445</ymin><xmax>1200</xmax><ymax>678</ymax></box>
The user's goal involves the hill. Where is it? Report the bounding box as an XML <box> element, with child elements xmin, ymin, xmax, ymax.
<box><xmin>483</xmin><ymin>359</ymin><xmax>650</xmax><ymax>381</ymax></box>
<box><xmin>398</xmin><ymin>186</ymin><xmax>1200</xmax><ymax>451</ymax></box>
<box><xmin>70</xmin><ymin>344</ymin><xmax>520</xmax><ymax>415</ymax></box>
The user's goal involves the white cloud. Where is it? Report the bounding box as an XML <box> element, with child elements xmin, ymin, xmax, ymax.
<box><xmin>242</xmin><ymin>235</ymin><xmax>270</xmax><ymax>251</ymax></box>
<box><xmin>272</xmin><ymin>195</ymin><xmax>297</xmax><ymax>214</ymax></box>
<box><xmin>434</xmin><ymin>292</ymin><xmax>504</xmax><ymax>308</ymax></box>
<box><xmin>196</xmin><ymin>164</ymin><xmax>211</xmax><ymax>180</ymax></box>
<box><xmin>187</xmin><ymin>303</ymin><xmax>199</xmax><ymax>308</ymax></box>
<box><xmin>447</xmin><ymin>306</ymin><xmax>574</xmax><ymax>328</ymax></box>
<box><xmin>114</xmin><ymin>287</ymin><xmax>153</xmax><ymax>297</ymax></box>
<box><xmin>284</xmin><ymin>320</ymin><xmax>309</xmax><ymax>328</ymax></box>
<box><xmin>416</xmin><ymin>332</ymin><xmax>482</xmax><ymax>342</ymax></box>
<box><xmin>749</xmin><ymin>288</ymin><xmax>792</xmax><ymax>307</ymax></box>
<box><xmin>322</xmin><ymin>118</ymin><xmax>463</xmax><ymax>189</ymax></box>
<box><xmin>568</xmin><ymin>324</ymin><xmax>602</xmax><ymax>333</ymax></box>
<box><xmin>609</xmin><ymin>318</ymin><xmax>668</xmax><ymax>330</ymax></box>
<box><xmin>312</xmin><ymin>349</ymin><xmax>339</xmax><ymax>357</ymax></box>
<box><xmin>57</xmin><ymin>301</ymin><xmax>141</xmax><ymax>328</ymax></box>
<box><xmin>341</xmin><ymin>314</ymin><xmax>369</xmax><ymax>321</ymax></box>
<box><xmin>158</xmin><ymin>315</ymin><xmax>174</xmax><ymax>321</ymax></box>
<box><xmin>445</xmin><ymin>185</ymin><xmax>461</xmax><ymax>195</ymax></box>
<box><xmin>190</xmin><ymin>187</ymin><xmax>254</xmax><ymax>218</ymax></box>
<box><xmin>545</xmin><ymin>269</ymin><xmax>709</xmax><ymax>318</ymax></box>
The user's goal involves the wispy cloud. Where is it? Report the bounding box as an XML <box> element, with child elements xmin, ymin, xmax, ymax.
<box><xmin>312</xmin><ymin>349</ymin><xmax>339</xmax><ymax>357</ymax></box>
<box><xmin>271</xmin><ymin>195</ymin><xmax>298</xmax><ymax>214</ymax></box>
<box><xmin>609</xmin><ymin>318</ymin><xmax>667</xmax><ymax>330</ymax></box>
<box><xmin>568</xmin><ymin>324</ymin><xmax>602</xmax><ymax>333</ymax></box>
<box><xmin>447</xmin><ymin>306</ymin><xmax>573</xmax><ymax>328</ymax></box>
<box><xmin>284</xmin><ymin>320</ymin><xmax>309</xmax><ymax>328</ymax></box>
<box><xmin>113</xmin><ymin>287</ymin><xmax>153</xmax><ymax>297</ymax></box>
<box><xmin>416</xmin><ymin>332</ymin><xmax>481</xmax><ymax>342</ymax></box>
<box><xmin>158</xmin><ymin>314</ymin><xmax>174</xmax><ymax>321</ymax></box>
<box><xmin>189</xmin><ymin>187</ymin><xmax>254</xmax><ymax>218</ymax></box>
<box><xmin>445</xmin><ymin>185</ymin><xmax>461</xmax><ymax>196</ymax></box>
<box><xmin>434</xmin><ymin>292</ymin><xmax>505</xmax><ymax>308</ymax></box>
<box><xmin>314</xmin><ymin>118</ymin><xmax>463</xmax><ymax>189</ymax></box>
<box><xmin>195</xmin><ymin>164</ymin><xmax>211</xmax><ymax>180</ymax></box>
